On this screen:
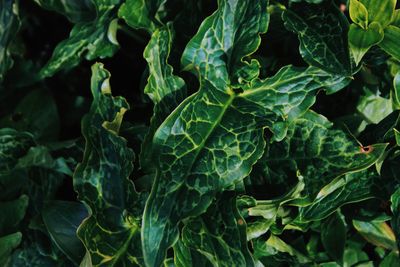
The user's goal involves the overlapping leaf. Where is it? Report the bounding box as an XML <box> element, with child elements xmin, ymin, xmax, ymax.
<box><xmin>40</xmin><ymin>0</ymin><xmax>121</xmax><ymax>78</ymax></box>
<box><xmin>283</xmin><ymin>1</ymin><xmax>352</xmax><ymax>76</ymax></box>
<box><xmin>0</xmin><ymin>0</ymin><xmax>19</xmax><ymax>82</ymax></box>
<box><xmin>141</xmin><ymin>0</ymin><xmax>351</xmax><ymax>265</ymax></box>
<box><xmin>73</xmin><ymin>63</ymin><xmax>143</xmax><ymax>266</ymax></box>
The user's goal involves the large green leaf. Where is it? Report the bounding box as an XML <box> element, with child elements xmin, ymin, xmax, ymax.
<box><xmin>73</xmin><ymin>63</ymin><xmax>143</xmax><ymax>266</ymax></box>
<box><xmin>180</xmin><ymin>192</ymin><xmax>254</xmax><ymax>266</ymax></box>
<box><xmin>40</xmin><ymin>0</ymin><xmax>121</xmax><ymax>78</ymax></box>
<box><xmin>33</xmin><ymin>0</ymin><xmax>96</xmax><ymax>23</ymax></box>
<box><xmin>141</xmin><ymin>0</ymin><xmax>351</xmax><ymax>265</ymax></box>
<box><xmin>0</xmin><ymin>0</ymin><xmax>19</xmax><ymax>82</ymax></box>
<box><xmin>282</xmin><ymin>1</ymin><xmax>352</xmax><ymax>76</ymax></box>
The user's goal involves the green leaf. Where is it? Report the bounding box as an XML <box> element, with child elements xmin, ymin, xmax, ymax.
<box><xmin>353</xmin><ymin>219</ymin><xmax>398</xmax><ymax>251</ymax></box>
<box><xmin>321</xmin><ymin>212</ymin><xmax>346</xmax><ymax>262</ymax></box>
<box><xmin>299</xmin><ymin>170</ymin><xmax>381</xmax><ymax>222</ymax></box>
<box><xmin>33</xmin><ymin>0</ymin><xmax>96</xmax><ymax>23</ymax></box>
<box><xmin>391</xmin><ymin>187</ymin><xmax>400</xmax><ymax>251</ymax></box>
<box><xmin>118</xmin><ymin>0</ymin><xmax>164</xmax><ymax>33</ymax></box>
<box><xmin>394</xmin><ymin>72</ymin><xmax>400</xmax><ymax>109</ymax></box>
<box><xmin>360</xmin><ymin>0</ymin><xmax>396</xmax><ymax>27</ymax></box>
<box><xmin>40</xmin><ymin>0</ymin><xmax>121</xmax><ymax>78</ymax></box>
<box><xmin>42</xmin><ymin>201</ymin><xmax>88</xmax><ymax>265</ymax></box>
<box><xmin>0</xmin><ymin>89</ymin><xmax>60</xmax><ymax>140</ymax></box>
<box><xmin>142</xmin><ymin>0</ymin><xmax>351</xmax><ymax>265</ymax></box>
<box><xmin>181</xmin><ymin>192</ymin><xmax>254</xmax><ymax>266</ymax></box>
<box><xmin>0</xmin><ymin>128</ymin><xmax>35</xmax><ymax>174</ymax></box>
<box><xmin>379</xmin><ymin>26</ymin><xmax>400</xmax><ymax>61</ymax></box>
<box><xmin>261</xmin><ymin>111</ymin><xmax>386</xmax><ymax>199</ymax></box>
<box><xmin>282</xmin><ymin>1</ymin><xmax>352</xmax><ymax>75</ymax></box>
<box><xmin>266</xmin><ymin>235</ymin><xmax>311</xmax><ymax>264</ymax></box>
<box><xmin>391</xmin><ymin>9</ymin><xmax>400</xmax><ymax>27</ymax></box>
<box><xmin>349</xmin><ymin>22</ymin><xmax>384</xmax><ymax>65</ymax></box>
<box><xmin>357</xmin><ymin>89</ymin><xmax>393</xmax><ymax>124</ymax></box>
<box><xmin>380</xmin><ymin>251</ymin><xmax>400</xmax><ymax>267</ymax></box>
<box><xmin>0</xmin><ymin>232</ymin><xmax>22</xmax><ymax>266</ymax></box>
<box><xmin>0</xmin><ymin>0</ymin><xmax>20</xmax><ymax>82</ymax></box>
<box><xmin>73</xmin><ymin>63</ymin><xmax>143</xmax><ymax>266</ymax></box>
<box><xmin>140</xmin><ymin>24</ymin><xmax>187</xmax><ymax>171</ymax></box>
<box><xmin>0</xmin><ymin>195</ymin><xmax>28</xmax><ymax>235</ymax></box>
<box><xmin>349</xmin><ymin>0</ymin><xmax>369</xmax><ymax>29</ymax></box>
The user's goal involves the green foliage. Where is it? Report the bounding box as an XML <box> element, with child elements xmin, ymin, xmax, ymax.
<box><xmin>0</xmin><ymin>0</ymin><xmax>399</xmax><ymax>266</ymax></box>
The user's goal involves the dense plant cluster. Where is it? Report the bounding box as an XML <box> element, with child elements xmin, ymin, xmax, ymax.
<box><xmin>1</xmin><ymin>0</ymin><xmax>400</xmax><ymax>266</ymax></box>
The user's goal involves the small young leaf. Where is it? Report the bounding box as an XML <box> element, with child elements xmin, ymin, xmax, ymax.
<box><xmin>349</xmin><ymin>0</ymin><xmax>369</xmax><ymax>29</ymax></box>
<box><xmin>349</xmin><ymin>22</ymin><xmax>384</xmax><ymax>65</ymax></box>
<box><xmin>360</xmin><ymin>0</ymin><xmax>396</xmax><ymax>27</ymax></box>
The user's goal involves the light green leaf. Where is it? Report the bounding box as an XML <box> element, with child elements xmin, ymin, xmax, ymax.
<box><xmin>118</xmin><ymin>0</ymin><xmax>164</xmax><ymax>33</ymax></box>
<box><xmin>142</xmin><ymin>0</ymin><xmax>351</xmax><ymax>265</ymax></box>
<box><xmin>266</xmin><ymin>235</ymin><xmax>311</xmax><ymax>264</ymax></box>
<box><xmin>42</xmin><ymin>201</ymin><xmax>88</xmax><ymax>265</ymax></box>
<box><xmin>349</xmin><ymin>0</ymin><xmax>369</xmax><ymax>29</ymax></box>
<box><xmin>40</xmin><ymin>0</ymin><xmax>121</xmax><ymax>78</ymax></box>
<box><xmin>360</xmin><ymin>0</ymin><xmax>396</xmax><ymax>27</ymax></box>
<box><xmin>0</xmin><ymin>0</ymin><xmax>19</xmax><ymax>82</ymax></box>
<box><xmin>353</xmin><ymin>219</ymin><xmax>398</xmax><ymax>251</ymax></box>
<box><xmin>282</xmin><ymin>1</ymin><xmax>352</xmax><ymax>75</ymax></box>
<box><xmin>357</xmin><ymin>89</ymin><xmax>393</xmax><ymax>124</ymax></box>
<box><xmin>73</xmin><ymin>63</ymin><xmax>143</xmax><ymax>266</ymax></box>
<box><xmin>379</xmin><ymin>25</ymin><xmax>400</xmax><ymax>61</ymax></box>
<box><xmin>349</xmin><ymin>22</ymin><xmax>384</xmax><ymax>65</ymax></box>
<box><xmin>0</xmin><ymin>232</ymin><xmax>22</xmax><ymax>266</ymax></box>
<box><xmin>33</xmin><ymin>0</ymin><xmax>96</xmax><ymax>23</ymax></box>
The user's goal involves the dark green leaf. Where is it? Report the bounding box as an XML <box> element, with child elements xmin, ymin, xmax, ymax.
<box><xmin>0</xmin><ymin>0</ymin><xmax>20</xmax><ymax>82</ymax></box>
<box><xmin>33</xmin><ymin>0</ymin><xmax>96</xmax><ymax>23</ymax></box>
<box><xmin>142</xmin><ymin>0</ymin><xmax>351</xmax><ymax>265</ymax></box>
<box><xmin>40</xmin><ymin>0</ymin><xmax>121</xmax><ymax>78</ymax></box>
<box><xmin>0</xmin><ymin>232</ymin><xmax>22</xmax><ymax>266</ymax></box>
<box><xmin>181</xmin><ymin>192</ymin><xmax>254</xmax><ymax>266</ymax></box>
<box><xmin>282</xmin><ymin>1</ymin><xmax>352</xmax><ymax>75</ymax></box>
<box><xmin>73</xmin><ymin>63</ymin><xmax>143</xmax><ymax>266</ymax></box>
<box><xmin>42</xmin><ymin>201</ymin><xmax>88</xmax><ymax>265</ymax></box>
<box><xmin>391</xmin><ymin>187</ymin><xmax>400</xmax><ymax>251</ymax></box>
<box><xmin>321</xmin><ymin>212</ymin><xmax>346</xmax><ymax>262</ymax></box>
